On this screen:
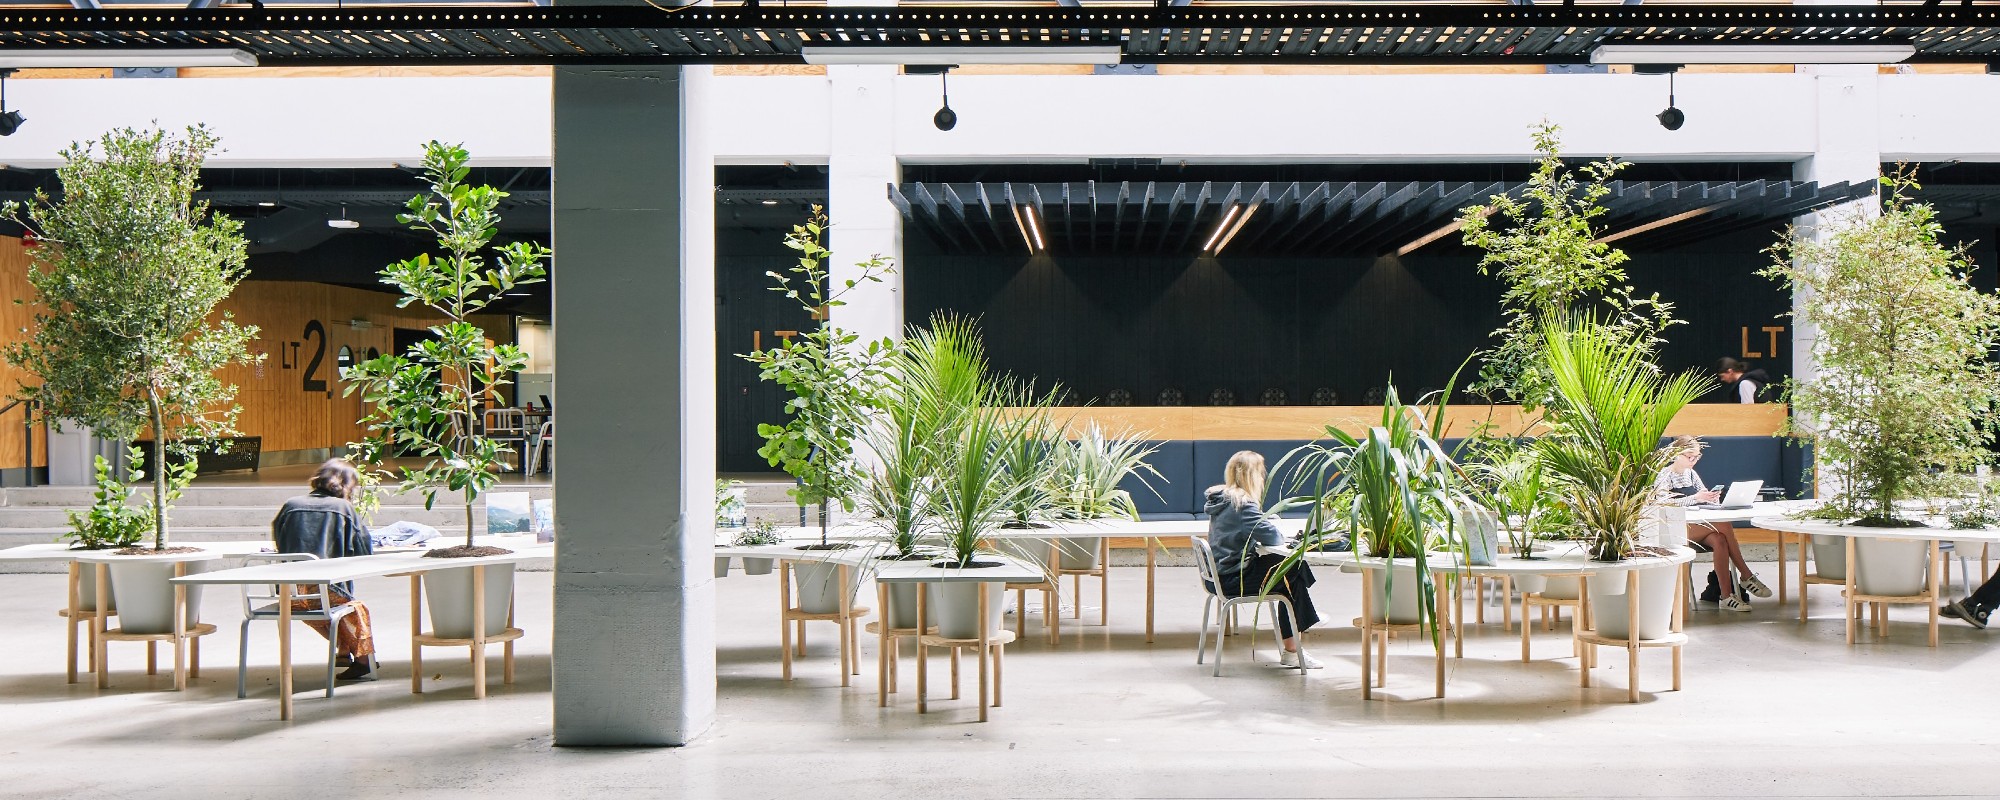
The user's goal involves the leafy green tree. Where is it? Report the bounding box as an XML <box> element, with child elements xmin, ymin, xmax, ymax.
<box><xmin>742</xmin><ymin>208</ymin><xmax>895</xmax><ymax>548</ymax></box>
<box><xmin>344</xmin><ymin>141</ymin><xmax>551</xmax><ymax>554</ymax></box>
<box><xmin>3</xmin><ymin>125</ymin><xmax>258</xmax><ymax>551</ymax></box>
<box><xmin>1764</xmin><ymin>175</ymin><xmax>2000</xmax><ymax>525</ymax></box>
<box><xmin>1459</xmin><ymin>122</ymin><xmax>1679</xmax><ymax>408</ymax></box>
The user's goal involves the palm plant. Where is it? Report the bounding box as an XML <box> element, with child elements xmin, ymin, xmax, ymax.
<box><xmin>930</xmin><ymin>396</ymin><xmax>1038</xmax><ymax>568</ymax></box>
<box><xmin>859</xmin><ymin>313</ymin><xmax>991</xmax><ymax>557</ymax></box>
<box><xmin>996</xmin><ymin>406</ymin><xmax>1064</xmax><ymax>529</ymax></box>
<box><xmin>1465</xmin><ymin>445</ymin><xmax>1554</xmax><ymax>558</ymax></box>
<box><xmin>1048</xmin><ymin>423</ymin><xmax>1160</xmax><ymax>522</ymax></box>
<box><xmin>1533</xmin><ymin>318</ymin><xmax>1711</xmax><ymax>561</ymax></box>
<box><xmin>1268</xmin><ymin>385</ymin><xmax>1469</xmax><ymax>643</ymax></box>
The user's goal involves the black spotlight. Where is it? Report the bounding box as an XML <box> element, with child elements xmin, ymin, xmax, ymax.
<box><xmin>1657</xmin><ymin>70</ymin><xmax>1684</xmax><ymax>131</ymax></box>
<box><xmin>933</xmin><ymin>67</ymin><xmax>956</xmax><ymax>131</ymax></box>
<box><xmin>0</xmin><ymin>69</ymin><xmax>19</xmax><ymax>137</ymax></box>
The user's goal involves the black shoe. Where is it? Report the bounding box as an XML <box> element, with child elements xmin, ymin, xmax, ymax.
<box><xmin>1699</xmin><ymin>571</ymin><xmax>1721</xmax><ymax>604</ymax></box>
<box><xmin>336</xmin><ymin>661</ymin><xmax>378</xmax><ymax>682</ymax></box>
<box><xmin>1944</xmin><ymin>600</ymin><xmax>1989</xmax><ymax>630</ymax></box>
<box><xmin>335</xmin><ymin>654</ymin><xmax>354</xmax><ymax>668</ymax></box>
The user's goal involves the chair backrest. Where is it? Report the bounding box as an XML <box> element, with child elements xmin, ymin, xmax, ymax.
<box><xmin>484</xmin><ymin>408</ymin><xmax>526</xmax><ymax>434</ymax></box>
<box><xmin>537</xmin><ymin>420</ymin><xmax>553</xmax><ymax>440</ymax></box>
<box><xmin>240</xmin><ymin>553</ymin><xmax>322</xmax><ymax>616</ymax></box>
<box><xmin>1186</xmin><ymin>535</ymin><xmax>1221</xmax><ymax>595</ymax></box>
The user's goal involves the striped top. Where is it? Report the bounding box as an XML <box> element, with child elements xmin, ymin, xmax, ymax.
<box><xmin>1655</xmin><ymin>467</ymin><xmax>1706</xmax><ymax>504</ymax></box>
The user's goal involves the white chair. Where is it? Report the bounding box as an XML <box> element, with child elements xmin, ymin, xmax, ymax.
<box><xmin>237</xmin><ymin>553</ymin><xmax>368</xmax><ymax>699</ymax></box>
<box><xmin>527</xmin><ymin>420</ymin><xmax>555</xmax><ymax>476</ymax></box>
<box><xmin>1188</xmin><ymin>535</ymin><xmax>1304</xmax><ymax>677</ymax></box>
<box><xmin>483</xmin><ymin>408</ymin><xmax>532</xmax><ymax>472</ymax></box>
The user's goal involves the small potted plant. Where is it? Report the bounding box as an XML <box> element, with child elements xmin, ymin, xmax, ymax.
<box><xmin>60</xmin><ymin>451</ymin><xmax>153</xmax><ymax>616</ymax></box>
<box><xmin>1046</xmin><ymin>423</ymin><xmax>1160</xmax><ymax>571</ymax></box>
<box><xmin>733</xmin><ymin>522</ymin><xmax>782</xmax><ymax>576</ymax></box>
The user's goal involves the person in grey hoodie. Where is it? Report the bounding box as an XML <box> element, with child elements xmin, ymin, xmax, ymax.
<box><xmin>1206</xmin><ymin>450</ymin><xmax>1322</xmax><ymax>669</ymax></box>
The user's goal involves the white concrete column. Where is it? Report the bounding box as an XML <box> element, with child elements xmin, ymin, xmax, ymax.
<box><xmin>549</xmin><ymin>47</ymin><xmax>718</xmax><ymax>744</ymax></box>
<box><xmin>1790</xmin><ymin>62</ymin><xmax>1882</xmax><ymax>390</ymax></box>
<box><xmin>824</xmin><ymin>0</ymin><xmax>905</xmax><ymax>347</ymax></box>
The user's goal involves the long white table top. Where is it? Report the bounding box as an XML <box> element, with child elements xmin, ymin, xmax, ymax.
<box><xmin>170</xmin><ymin>540</ymin><xmax>552</xmax><ymax>586</ymax></box>
<box><xmin>1750</xmin><ymin>515</ymin><xmax>2000</xmax><ymax>544</ymax></box>
<box><xmin>1302</xmin><ymin>543</ymin><xmax>1695</xmax><ymax>576</ymax></box>
<box><xmin>0</xmin><ymin>540</ymin><xmax>276</xmax><ymax>563</ymax></box>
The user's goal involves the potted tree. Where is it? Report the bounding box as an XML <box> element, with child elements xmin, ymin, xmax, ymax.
<box><xmin>1763</xmin><ymin>175</ymin><xmax>2000</xmax><ymax>595</ymax></box>
<box><xmin>3</xmin><ymin>125</ymin><xmax>259</xmax><ymax>636</ymax></box>
<box><xmin>344</xmin><ymin>141</ymin><xmax>551</xmax><ymax>640</ymax></box>
<box><xmin>59</xmin><ymin>450</ymin><xmax>154</xmax><ymax>617</ymax></box>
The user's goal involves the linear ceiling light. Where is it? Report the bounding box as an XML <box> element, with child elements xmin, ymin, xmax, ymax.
<box><xmin>0</xmin><ymin>49</ymin><xmax>258</xmax><ymax>68</ymax></box>
<box><xmin>1211</xmin><ymin>203</ymin><xmax>1257</xmax><ymax>257</ymax></box>
<box><xmin>1010</xmin><ymin>203</ymin><xmax>1047</xmax><ymax>254</ymax></box>
<box><xmin>1590</xmin><ymin>43</ymin><xmax>1914</xmax><ymax>66</ymax></box>
<box><xmin>1201</xmin><ymin>205</ymin><xmax>1244</xmax><ymax>256</ymax></box>
<box><xmin>802</xmin><ymin>45</ymin><xmax>1121</xmax><ymax>66</ymax></box>
<box><xmin>1595</xmin><ymin>205</ymin><xmax>1720</xmax><ymax>245</ymax></box>
<box><xmin>1023</xmin><ymin>205</ymin><xmax>1047</xmax><ymax>254</ymax></box>
<box><xmin>1395</xmin><ymin>207</ymin><xmax>1491</xmax><ymax>258</ymax></box>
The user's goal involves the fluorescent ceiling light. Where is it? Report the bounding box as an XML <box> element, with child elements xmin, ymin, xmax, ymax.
<box><xmin>1010</xmin><ymin>203</ymin><xmax>1047</xmax><ymax>254</ymax></box>
<box><xmin>1596</xmin><ymin>205</ymin><xmax>1719</xmax><ymax>245</ymax></box>
<box><xmin>1201</xmin><ymin>205</ymin><xmax>1244</xmax><ymax>255</ymax></box>
<box><xmin>1211</xmin><ymin>204</ymin><xmax>1256</xmax><ymax>257</ymax></box>
<box><xmin>1590</xmin><ymin>43</ymin><xmax>1913</xmax><ymax>66</ymax></box>
<box><xmin>0</xmin><ymin>49</ymin><xmax>258</xmax><ymax>68</ymax></box>
<box><xmin>802</xmin><ymin>45</ymin><xmax>1121</xmax><ymax>66</ymax></box>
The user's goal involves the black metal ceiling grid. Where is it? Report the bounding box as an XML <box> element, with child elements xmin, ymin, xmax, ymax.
<box><xmin>889</xmin><ymin>178</ymin><xmax>1875</xmax><ymax>257</ymax></box>
<box><xmin>7</xmin><ymin>5</ymin><xmax>2000</xmax><ymax>65</ymax></box>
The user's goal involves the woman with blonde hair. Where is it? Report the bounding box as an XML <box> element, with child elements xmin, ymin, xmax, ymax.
<box><xmin>1205</xmin><ymin>450</ymin><xmax>1321</xmax><ymax>668</ymax></box>
<box><xmin>272</xmin><ymin>459</ymin><xmax>378</xmax><ymax>681</ymax></box>
<box><xmin>1657</xmin><ymin>435</ymin><xmax>1769</xmax><ymax>612</ymax></box>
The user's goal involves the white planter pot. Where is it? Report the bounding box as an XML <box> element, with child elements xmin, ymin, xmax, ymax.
<box><xmin>73</xmin><ymin>562</ymin><xmax>115</xmax><ymax>614</ymax></box>
<box><xmin>743</xmin><ymin>557</ymin><xmax>774</xmax><ymax>576</ymax></box>
<box><xmin>713</xmin><ymin>556</ymin><xmax>732</xmax><ymax>579</ymax></box>
<box><xmin>103</xmin><ymin>558</ymin><xmax>207</xmax><ymax>636</ymax></box>
<box><xmin>1854</xmin><ymin>536</ymin><xmax>1930</xmax><ymax>597</ymax></box>
<box><xmin>992</xmin><ymin>537</ymin><xmax>1052</xmax><ymax>567</ymax></box>
<box><xmin>1459</xmin><ymin>508</ymin><xmax>1500</xmax><ymax>566</ymax></box>
<box><xmin>424</xmin><ymin>564</ymin><xmax>516</xmax><ymax>640</ymax></box>
<box><xmin>791</xmin><ymin>560</ymin><xmax>854</xmax><ymax>615</ymax></box>
<box><xmin>1513</xmin><ymin>574</ymin><xmax>1547</xmax><ymax>595</ymax></box>
<box><xmin>1363</xmin><ymin>564</ymin><xmax>1430</xmax><ymax>625</ymax></box>
<box><xmin>929</xmin><ymin>580</ymin><xmax>1006</xmax><ymax>640</ymax></box>
<box><xmin>885</xmin><ymin>582</ymin><xmax>930</xmax><ymax>630</ymax></box>
<box><xmin>1811</xmin><ymin>534</ymin><xmax>1848</xmax><ymax>581</ymax></box>
<box><xmin>1589</xmin><ymin>564</ymin><xmax>1678</xmax><ymax>641</ymax></box>
<box><xmin>1055</xmin><ymin>537</ymin><xmax>1101</xmax><ymax>571</ymax></box>
<box><xmin>1650</xmin><ymin>507</ymin><xmax>1688</xmax><ymax>550</ymax></box>
<box><xmin>1541</xmin><ymin>575</ymin><xmax>1584</xmax><ymax>600</ymax></box>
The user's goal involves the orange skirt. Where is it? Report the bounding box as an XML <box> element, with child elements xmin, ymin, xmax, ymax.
<box><xmin>290</xmin><ymin>585</ymin><xmax>376</xmax><ymax>658</ymax></box>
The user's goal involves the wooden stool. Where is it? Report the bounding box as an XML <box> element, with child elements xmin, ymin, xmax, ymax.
<box><xmin>1355</xmin><ymin>568</ymin><xmax>1450</xmax><ymax>700</ymax></box>
<box><xmin>916</xmin><ymin>584</ymin><xmax>1016</xmax><ymax>720</ymax></box>
<box><xmin>405</xmin><ymin>566</ymin><xmax>523</xmax><ymax>698</ymax></box>
<box><xmin>868</xmin><ymin>581</ymin><xmax>937</xmax><ymax>706</ymax></box>
<box><xmin>91</xmin><ymin>562</ymin><xmax>215</xmax><ymax>691</ymax></box>
<box><xmin>1520</xmin><ymin>586</ymin><xmax>1588</xmax><ymax>662</ymax></box>
<box><xmin>1054</xmin><ymin>538</ymin><xmax>1111</xmax><ymax>627</ymax></box>
<box><xmin>779</xmin><ymin>560</ymin><xmax>870</xmax><ymax>686</ymax></box>
<box><xmin>1004</xmin><ymin>578</ymin><xmax>1059</xmax><ymax>645</ymax></box>
<box><xmin>1576</xmin><ymin>571</ymin><xmax>1687</xmax><ymax>703</ymax></box>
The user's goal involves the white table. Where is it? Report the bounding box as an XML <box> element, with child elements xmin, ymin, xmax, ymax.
<box><xmin>1751</xmin><ymin>515</ymin><xmax>2000</xmax><ymax>646</ymax></box>
<box><xmin>875</xmin><ymin>557</ymin><xmax>1042</xmax><ymax>722</ymax></box>
<box><xmin>1019</xmin><ymin>517</ymin><xmax>1309</xmax><ymax>643</ymax></box>
<box><xmin>173</xmin><ymin>541</ymin><xmax>552</xmax><ymax>720</ymax></box>
<box><xmin>1677</xmin><ymin>500</ymin><xmax>1818</xmax><ymax>603</ymax></box>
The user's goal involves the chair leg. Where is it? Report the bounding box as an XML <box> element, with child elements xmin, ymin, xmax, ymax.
<box><xmin>237</xmin><ymin>619</ymin><xmax>252</xmax><ymax>699</ymax></box>
<box><xmin>1195</xmin><ymin>596</ymin><xmax>1212</xmax><ymax>665</ymax></box>
<box><xmin>1245</xmin><ymin>603</ymin><xmax>1259</xmax><ymax>664</ymax></box>
<box><xmin>1213</xmin><ymin>602</ymin><xmax>1227</xmax><ymax>677</ymax></box>
<box><xmin>326</xmin><ymin>629</ymin><xmax>339</xmax><ymax>699</ymax></box>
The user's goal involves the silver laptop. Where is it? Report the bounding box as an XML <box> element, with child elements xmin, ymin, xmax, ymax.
<box><xmin>1697</xmin><ymin>480</ymin><xmax>1762</xmax><ymax>510</ymax></box>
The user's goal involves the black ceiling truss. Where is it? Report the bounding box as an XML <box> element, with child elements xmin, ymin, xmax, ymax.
<box><xmin>6</xmin><ymin>5</ymin><xmax>2000</xmax><ymax>66</ymax></box>
<box><xmin>890</xmin><ymin>178</ymin><xmax>1876</xmax><ymax>257</ymax></box>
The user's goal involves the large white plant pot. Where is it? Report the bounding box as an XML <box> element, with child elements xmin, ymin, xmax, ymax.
<box><xmin>1363</xmin><ymin>563</ymin><xmax>1430</xmax><ymax>625</ymax></box>
<box><xmin>1589</xmin><ymin>564</ymin><xmax>1678</xmax><ymax>641</ymax></box>
<box><xmin>73</xmin><ymin>562</ymin><xmax>115</xmax><ymax>614</ymax></box>
<box><xmin>1854</xmin><ymin>536</ymin><xmax>1930</xmax><ymax>597</ymax></box>
<box><xmin>993</xmin><ymin>537</ymin><xmax>1052</xmax><ymax>568</ymax></box>
<box><xmin>424</xmin><ymin>564</ymin><xmax>516</xmax><ymax>640</ymax></box>
<box><xmin>1650</xmin><ymin>507</ymin><xmax>1688</xmax><ymax>550</ymax></box>
<box><xmin>1810</xmin><ymin>535</ymin><xmax>1848</xmax><ymax>581</ymax></box>
<box><xmin>885</xmin><ymin>583</ymin><xmax>930</xmax><ymax>630</ymax></box>
<box><xmin>1540</xmin><ymin>575</ymin><xmax>1584</xmax><ymax>600</ymax></box>
<box><xmin>742</xmin><ymin>557</ymin><xmax>775</xmax><ymax>576</ymax></box>
<box><xmin>791</xmin><ymin>560</ymin><xmax>855</xmax><ymax>615</ymax></box>
<box><xmin>713</xmin><ymin>556</ymin><xmax>732</xmax><ymax>579</ymax></box>
<box><xmin>102</xmin><ymin>556</ymin><xmax>209</xmax><ymax>636</ymax></box>
<box><xmin>928</xmin><ymin>580</ymin><xmax>1006</xmax><ymax>640</ymax></box>
<box><xmin>1055</xmin><ymin>537</ymin><xmax>1101</xmax><ymax>571</ymax></box>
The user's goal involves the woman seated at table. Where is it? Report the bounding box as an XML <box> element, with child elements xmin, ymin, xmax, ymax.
<box><xmin>1207</xmin><ymin>450</ymin><xmax>1321</xmax><ymax>669</ymax></box>
<box><xmin>272</xmin><ymin>459</ymin><xmax>377</xmax><ymax>681</ymax></box>
<box><xmin>1656</xmin><ymin>435</ymin><xmax>1770</xmax><ymax>612</ymax></box>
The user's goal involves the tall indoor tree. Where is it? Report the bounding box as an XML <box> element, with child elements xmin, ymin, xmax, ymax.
<box><xmin>742</xmin><ymin>208</ymin><xmax>895</xmax><ymax>549</ymax></box>
<box><xmin>1764</xmin><ymin>175</ymin><xmax>2000</xmax><ymax>525</ymax></box>
<box><xmin>345</xmin><ymin>141</ymin><xmax>552</xmax><ymax>557</ymax></box>
<box><xmin>2</xmin><ymin>125</ymin><xmax>259</xmax><ymax>552</ymax></box>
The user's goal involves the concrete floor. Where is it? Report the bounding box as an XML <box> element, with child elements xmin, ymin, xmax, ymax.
<box><xmin>3</xmin><ymin>563</ymin><xmax>1997</xmax><ymax>799</ymax></box>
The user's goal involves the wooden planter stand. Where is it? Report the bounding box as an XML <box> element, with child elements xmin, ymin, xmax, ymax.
<box><xmin>1837</xmin><ymin>537</ymin><xmax>1942</xmax><ymax>647</ymax></box>
<box><xmin>1575</xmin><ymin>571</ymin><xmax>1687</xmax><ymax>704</ymax></box>
<box><xmin>1055</xmin><ymin>537</ymin><xmax>1111</xmax><ymax>627</ymax></box>
<box><xmin>61</xmin><ymin>561</ymin><xmax>115</xmax><ymax>684</ymax></box>
<box><xmin>403</xmin><ymin>565</ymin><xmax>523</xmax><ymax>698</ymax></box>
<box><xmin>913</xmin><ymin>584</ymin><xmax>1015</xmax><ymax>722</ymax></box>
<box><xmin>1520</xmin><ymin>588</ymin><xmax>1589</xmax><ymax>662</ymax></box>
<box><xmin>1355</xmin><ymin>568</ymin><xmax>1450</xmax><ymax>701</ymax></box>
<box><xmin>92</xmin><ymin>561</ymin><xmax>216</xmax><ymax>691</ymax></box>
<box><xmin>777</xmin><ymin>560</ymin><xmax>869</xmax><ymax>686</ymax></box>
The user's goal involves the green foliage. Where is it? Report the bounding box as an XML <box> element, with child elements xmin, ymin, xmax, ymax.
<box><xmin>1269</xmin><ymin>385</ymin><xmax>1471</xmax><ymax>645</ymax></box>
<box><xmin>733</xmin><ymin>520</ymin><xmax>783</xmax><ymax>547</ymax></box>
<box><xmin>930</xmin><ymin>395</ymin><xmax>1040</xmax><ymax>567</ymax></box>
<box><xmin>62</xmin><ymin>449</ymin><xmax>153</xmax><ymax>550</ymax></box>
<box><xmin>715</xmin><ymin>479</ymin><xmax>746</xmax><ymax>527</ymax></box>
<box><xmin>1459</xmin><ymin>122</ymin><xmax>1679</xmax><ymax>407</ymax></box>
<box><xmin>995</xmin><ymin>407</ymin><xmax>1064</xmax><ymax>529</ymax></box>
<box><xmin>1464</xmin><ymin>443</ymin><xmax>1557</xmax><ymax>555</ymax></box>
<box><xmin>859</xmin><ymin>313</ymin><xmax>987</xmax><ymax>555</ymax></box>
<box><xmin>343</xmin><ymin>141</ymin><xmax>551</xmax><ymax>548</ymax></box>
<box><xmin>3</xmin><ymin>125</ymin><xmax>259</xmax><ymax>550</ymax></box>
<box><xmin>1764</xmin><ymin>174</ymin><xmax>2000</xmax><ymax>525</ymax></box>
<box><xmin>741</xmin><ymin>208</ymin><xmax>895</xmax><ymax>542</ymax></box>
<box><xmin>1047</xmin><ymin>422</ymin><xmax>1160</xmax><ymax>522</ymax></box>
<box><xmin>1533</xmin><ymin>318</ymin><xmax>1712</xmax><ymax>560</ymax></box>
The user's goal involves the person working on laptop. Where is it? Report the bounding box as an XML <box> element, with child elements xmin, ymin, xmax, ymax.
<box><xmin>1656</xmin><ymin>436</ymin><xmax>1771</xmax><ymax>612</ymax></box>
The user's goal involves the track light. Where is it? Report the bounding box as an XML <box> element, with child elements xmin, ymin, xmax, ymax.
<box><xmin>0</xmin><ymin>70</ymin><xmax>21</xmax><ymax>137</ymax></box>
<box><xmin>327</xmin><ymin>207</ymin><xmax>359</xmax><ymax>229</ymax></box>
<box><xmin>933</xmin><ymin>67</ymin><xmax>957</xmax><ymax>131</ymax></box>
<box><xmin>1657</xmin><ymin>71</ymin><xmax>1684</xmax><ymax>131</ymax></box>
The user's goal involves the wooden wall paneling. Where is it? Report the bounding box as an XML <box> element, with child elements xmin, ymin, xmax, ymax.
<box><xmin>0</xmin><ymin>238</ymin><xmax>49</xmax><ymax>469</ymax></box>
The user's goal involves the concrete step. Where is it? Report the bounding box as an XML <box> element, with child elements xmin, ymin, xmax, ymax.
<box><xmin>0</xmin><ymin>504</ymin><xmax>483</xmax><ymax>529</ymax></box>
<box><xmin>732</xmin><ymin>481</ymin><xmax>801</xmax><ymax>505</ymax></box>
<box><xmin>0</xmin><ymin>526</ymin><xmax>476</xmax><ymax>573</ymax></box>
<box><xmin>0</xmin><ymin>484</ymin><xmax>552</xmax><ymax>508</ymax></box>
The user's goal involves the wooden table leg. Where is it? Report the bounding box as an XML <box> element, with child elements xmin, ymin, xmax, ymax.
<box><xmin>1626</xmin><ymin>570</ymin><xmax>1640</xmax><ymax>704</ymax></box>
<box><xmin>1777</xmin><ymin>531</ymin><xmax>1789</xmax><ymax>605</ymax></box>
<box><xmin>65</xmin><ymin>562</ymin><xmax>79</xmax><ymax>684</ymax></box>
<box><xmin>1577</xmin><ymin>575</ymin><xmax>1591</xmax><ymax>688</ymax></box>
<box><xmin>1360</xmin><ymin>568</ymin><xmax>1373</xmax><ymax>700</ymax></box>
<box><xmin>1520</xmin><ymin>593</ymin><xmax>1532</xmax><ymax>663</ymax></box>
<box><xmin>1844</xmin><ymin>537</ymin><xmax>1858</xmax><ymax>645</ymax></box>
<box><xmin>410</xmin><ymin>574</ymin><xmax>424</xmax><ymax>695</ymax></box>
<box><xmin>172</xmin><ymin>562</ymin><xmax>188</xmax><ymax>692</ymax></box>
<box><xmin>1453</xmin><ymin>575</ymin><xmax>1464</xmax><ymax>660</ymax></box>
<box><xmin>472</xmin><ymin>565</ymin><xmax>488</xmax><ymax>700</ymax></box>
<box><xmin>278</xmin><ymin>582</ymin><xmax>294</xmax><ymax>721</ymax></box>
<box><xmin>504</xmin><ymin>602</ymin><xmax>516</xmax><ymax>685</ymax></box>
<box><xmin>1145</xmin><ymin>537</ymin><xmax>1156</xmax><ymax>644</ymax></box>
<box><xmin>877</xmin><ymin>582</ymin><xmax>890</xmax><ymax>707</ymax></box>
<box><xmin>1929</xmin><ymin>539</ymin><xmax>1941</xmax><ymax>648</ymax></box>
<box><xmin>779</xmin><ymin>561</ymin><xmax>793</xmax><ymax>682</ymax></box>
<box><xmin>978</xmin><ymin>582</ymin><xmax>991</xmax><ymax>722</ymax></box>
<box><xmin>993</xmin><ymin>637</ymin><xmax>1004</xmax><ymax>708</ymax></box>
<box><xmin>915</xmin><ymin>582</ymin><xmax>928</xmax><ymax>715</ymax></box>
<box><xmin>94</xmin><ymin>564</ymin><xmax>109</xmax><ymax>690</ymax></box>
<box><xmin>838</xmin><ymin>564</ymin><xmax>852</xmax><ymax>687</ymax></box>
<box><xmin>1434</xmin><ymin>581</ymin><xmax>1446</xmax><ymax>698</ymax></box>
<box><xmin>147</xmin><ymin>642</ymin><xmax>157</xmax><ymax>676</ymax></box>
<box><xmin>1800</xmin><ymin>536</ymin><xmax>1812</xmax><ymax>623</ymax></box>
<box><xmin>1503</xmin><ymin>576</ymin><xmax>1512</xmax><ymax>632</ymax></box>
<box><xmin>1099</xmin><ymin>539</ymin><xmax>1110</xmax><ymax>627</ymax></box>
<box><xmin>1672</xmin><ymin>566</ymin><xmax>1685</xmax><ymax>692</ymax></box>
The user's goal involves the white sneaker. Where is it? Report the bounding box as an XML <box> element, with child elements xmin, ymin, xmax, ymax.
<box><xmin>1279</xmin><ymin>649</ymin><xmax>1324</xmax><ymax>669</ymax></box>
<box><xmin>1738</xmin><ymin>574</ymin><xmax>1773</xmax><ymax>599</ymax></box>
<box><xmin>1720</xmin><ymin>595</ymin><xmax>1752</xmax><ymax>613</ymax></box>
